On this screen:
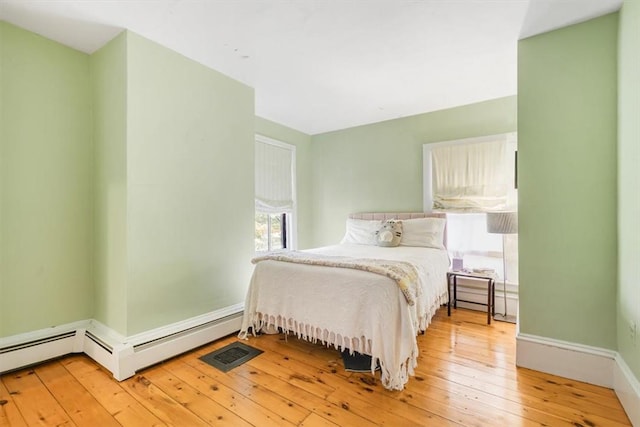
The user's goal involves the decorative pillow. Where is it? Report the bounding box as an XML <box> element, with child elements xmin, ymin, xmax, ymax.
<box><xmin>375</xmin><ymin>220</ymin><xmax>403</xmax><ymax>247</ymax></box>
<box><xmin>400</xmin><ymin>217</ymin><xmax>446</xmax><ymax>249</ymax></box>
<box><xmin>341</xmin><ymin>218</ymin><xmax>382</xmax><ymax>245</ymax></box>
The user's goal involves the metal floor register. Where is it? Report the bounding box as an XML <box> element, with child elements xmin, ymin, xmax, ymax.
<box><xmin>199</xmin><ymin>341</ymin><xmax>264</xmax><ymax>372</ymax></box>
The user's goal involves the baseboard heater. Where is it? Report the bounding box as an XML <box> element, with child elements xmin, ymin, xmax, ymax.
<box><xmin>0</xmin><ymin>329</ymin><xmax>84</xmax><ymax>374</ymax></box>
<box><xmin>84</xmin><ymin>330</ymin><xmax>114</xmax><ymax>354</ymax></box>
<box><xmin>0</xmin><ymin>306</ymin><xmax>244</xmax><ymax>381</ymax></box>
<box><xmin>133</xmin><ymin>312</ymin><xmax>242</xmax><ymax>351</ymax></box>
<box><xmin>0</xmin><ymin>331</ymin><xmax>77</xmax><ymax>354</ymax></box>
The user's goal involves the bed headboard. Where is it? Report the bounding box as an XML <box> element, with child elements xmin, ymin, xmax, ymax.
<box><xmin>349</xmin><ymin>212</ymin><xmax>447</xmax><ymax>248</ymax></box>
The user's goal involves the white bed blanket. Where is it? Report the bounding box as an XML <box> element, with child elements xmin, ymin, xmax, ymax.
<box><xmin>251</xmin><ymin>250</ymin><xmax>419</xmax><ymax>305</ymax></box>
<box><xmin>239</xmin><ymin>243</ymin><xmax>450</xmax><ymax>390</ymax></box>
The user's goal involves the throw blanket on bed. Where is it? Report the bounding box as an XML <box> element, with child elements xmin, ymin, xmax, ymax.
<box><xmin>252</xmin><ymin>251</ymin><xmax>418</xmax><ymax>306</ymax></box>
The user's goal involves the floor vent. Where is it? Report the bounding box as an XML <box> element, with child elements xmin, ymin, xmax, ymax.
<box><xmin>199</xmin><ymin>342</ymin><xmax>263</xmax><ymax>372</ymax></box>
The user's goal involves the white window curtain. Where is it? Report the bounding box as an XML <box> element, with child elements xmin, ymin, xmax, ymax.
<box><xmin>431</xmin><ymin>139</ymin><xmax>507</xmax><ymax>211</ymax></box>
<box><xmin>255</xmin><ymin>137</ymin><xmax>294</xmax><ymax>214</ymax></box>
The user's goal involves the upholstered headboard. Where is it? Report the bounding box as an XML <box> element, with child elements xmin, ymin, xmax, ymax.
<box><xmin>349</xmin><ymin>212</ymin><xmax>447</xmax><ymax>248</ymax></box>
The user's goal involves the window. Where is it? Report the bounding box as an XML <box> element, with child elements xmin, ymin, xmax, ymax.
<box><xmin>255</xmin><ymin>135</ymin><xmax>296</xmax><ymax>252</ymax></box>
<box><xmin>255</xmin><ymin>212</ymin><xmax>287</xmax><ymax>252</ymax></box>
<box><xmin>423</xmin><ymin>133</ymin><xmax>517</xmax><ymax>212</ymax></box>
<box><xmin>423</xmin><ymin>133</ymin><xmax>518</xmax><ymax>282</ymax></box>
<box><xmin>446</xmin><ymin>212</ymin><xmax>510</xmax><ymax>279</ymax></box>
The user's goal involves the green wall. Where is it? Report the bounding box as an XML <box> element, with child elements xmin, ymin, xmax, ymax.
<box><xmin>125</xmin><ymin>33</ymin><xmax>255</xmax><ymax>335</ymax></box>
<box><xmin>518</xmin><ymin>14</ymin><xmax>619</xmax><ymax>349</ymax></box>
<box><xmin>91</xmin><ymin>32</ymin><xmax>128</xmax><ymax>334</ymax></box>
<box><xmin>1</xmin><ymin>24</ymin><xmax>258</xmax><ymax>339</ymax></box>
<box><xmin>255</xmin><ymin>117</ymin><xmax>313</xmax><ymax>249</ymax></box>
<box><xmin>617</xmin><ymin>1</ymin><xmax>640</xmax><ymax>379</ymax></box>
<box><xmin>0</xmin><ymin>23</ymin><xmax>3</xmax><ymax>330</ymax></box>
<box><xmin>0</xmin><ymin>22</ymin><xmax>94</xmax><ymax>336</ymax></box>
<box><xmin>309</xmin><ymin>96</ymin><xmax>517</xmax><ymax>246</ymax></box>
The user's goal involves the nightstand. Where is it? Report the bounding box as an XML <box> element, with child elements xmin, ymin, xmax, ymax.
<box><xmin>447</xmin><ymin>271</ymin><xmax>496</xmax><ymax>325</ymax></box>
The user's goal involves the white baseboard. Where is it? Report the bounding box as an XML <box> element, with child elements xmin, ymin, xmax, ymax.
<box><xmin>0</xmin><ymin>331</ymin><xmax>81</xmax><ymax>373</ymax></box>
<box><xmin>614</xmin><ymin>354</ymin><xmax>640</xmax><ymax>426</ymax></box>
<box><xmin>0</xmin><ymin>320</ymin><xmax>91</xmax><ymax>373</ymax></box>
<box><xmin>516</xmin><ymin>333</ymin><xmax>616</xmax><ymax>387</ymax></box>
<box><xmin>0</xmin><ymin>303</ymin><xmax>244</xmax><ymax>381</ymax></box>
<box><xmin>113</xmin><ymin>304</ymin><xmax>244</xmax><ymax>380</ymax></box>
<box><xmin>517</xmin><ymin>333</ymin><xmax>640</xmax><ymax>426</ymax></box>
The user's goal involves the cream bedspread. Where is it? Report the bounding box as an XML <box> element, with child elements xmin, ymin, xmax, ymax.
<box><xmin>251</xmin><ymin>250</ymin><xmax>419</xmax><ymax>306</ymax></box>
<box><xmin>239</xmin><ymin>243</ymin><xmax>450</xmax><ymax>390</ymax></box>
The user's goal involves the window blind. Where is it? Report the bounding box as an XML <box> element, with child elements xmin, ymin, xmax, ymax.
<box><xmin>431</xmin><ymin>139</ymin><xmax>507</xmax><ymax>211</ymax></box>
<box><xmin>255</xmin><ymin>139</ymin><xmax>294</xmax><ymax>213</ymax></box>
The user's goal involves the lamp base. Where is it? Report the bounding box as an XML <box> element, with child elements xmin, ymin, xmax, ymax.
<box><xmin>493</xmin><ymin>313</ymin><xmax>517</xmax><ymax>324</ymax></box>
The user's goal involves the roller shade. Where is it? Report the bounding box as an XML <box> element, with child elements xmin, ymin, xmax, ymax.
<box><xmin>431</xmin><ymin>139</ymin><xmax>507</xmax><ymax>211</ymax></box>
<box><xmin>255</xmin><ymin>139</ymin><xmax>294</xmax><ymax>213</ymax></box>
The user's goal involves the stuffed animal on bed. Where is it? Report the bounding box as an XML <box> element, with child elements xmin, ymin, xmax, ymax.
<box><xmin>375</xmin><ymin>220</ymin><xmax>403</xmax><ymax>247</ymax></box>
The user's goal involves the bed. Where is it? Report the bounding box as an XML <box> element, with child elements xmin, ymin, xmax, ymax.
<box><xmin>238</xmin><ymin>212</ymin><xmax>450</xmax><ymax>390</ymax></box>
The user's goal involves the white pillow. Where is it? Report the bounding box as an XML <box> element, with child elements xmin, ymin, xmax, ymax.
<box><xmin>400</xmin><ymin>217</ymin><xmax>446</xmax><ymax>249</ymax></box>
<box><xmin>341</xmin><ymin>218</ymin><xmax>382</xmax><ymax>245</ymax></box>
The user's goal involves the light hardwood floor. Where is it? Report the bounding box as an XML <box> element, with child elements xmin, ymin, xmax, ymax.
<box><xmin>0</xmin><ymin>308</ymin><xmax>632</xmax><ymax>426</ymax></box>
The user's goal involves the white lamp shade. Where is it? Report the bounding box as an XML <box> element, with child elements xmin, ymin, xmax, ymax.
<box><xmin>486</xmin><ymin>211</ymin><xmax>518</xmax><ymax>234</ymax></box>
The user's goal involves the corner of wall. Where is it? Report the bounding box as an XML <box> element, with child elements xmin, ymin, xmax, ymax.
<box><xmin>517</xmin><ymin>333</ymin><xmax>640</xmax><ymax>425</ymax></box>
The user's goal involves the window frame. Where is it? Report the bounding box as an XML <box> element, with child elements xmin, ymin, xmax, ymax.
<box><xmin>422</xmin><ymin>132</ymin><xmax>518</xmax><ymax>283</ymax></box>
<box><xmin>255</xmin><ymin>212</ymin><xmax>288</xmax><ymax>252</ymax></box>
<box><xmin>422</xmin><ymin>132</ymin><xmax>517</xmax><ymax>213</ymax></box>
<box><xmin>254</xmin><ymin>134</ymin><xmax>297</xmax><ymax>253</ymax></box>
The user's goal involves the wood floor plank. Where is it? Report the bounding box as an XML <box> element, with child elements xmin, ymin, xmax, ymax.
<box><xmin>232</xmin><ymin>364</ymin><xmax>380</xmax><ymax>427</ymax></box>
<box><xmin>157</xmin><ymin>359</ymin><xmax>297</xmax><ymax>427</ymax></box>
<box><xmin>243</xmin><ymin>334</ymin><xmax>351</xmax><ymax>379</ymax></box>
<box><xmin>255</xmin><ymin>340</ymin><xmax>459</xmax><ymax>426</ymax></box>
<box><xmin>141</xmin><ymin>364</ymin><xmax>257</xmax><ymax>426</ymax></box>
<box><xmin>420</xmin><ymin>364</ymin><xmax>628</xmax><ymax>425</ymax></box>
<box><xmin>180</xmin><ymin>352</ymin><xmax>312</xmax><ymax>425</ymax></box>
<box><xmin>517</xmin><ymin>366</ymin><xmax>623</xmax><ymax>398</ymax></box>
<box><xmin>412</xmin><ymin>370</ymin><xmax>630</xmax><ymax>427</ymax></box>
<box><xmin>246</xmin><ymin>320</ymin><xmax>511</xmax><ymax>424</ymax></box>
<box><xmin>398</xmin><ymin>371</ymin><xmax>575</xmax><ymax>427</ymax></box>
<box><xmin>420</xmin><ymin>335</ymin><xmax>516</xmax><ymax>368</ymax></box>
<box><xmin>34</xmin><ymin>361</ymin><xmax>120</xmax><ymax>427</ymax></box>
<box><xmin>2</xmin><ymin>368</ymin><xmax>75</xmax><ymax>426</ymax></box>
<box><xmin>298</xmin><ymin>412</ymin><xmax>341</xmax><ymax>427</ymax></box>
<box><xmin>326</xmin><ymin>383</ymin><xmax>461</xmax><ymax>426</ymax></box>
<box><xmin>419</xmin><ymin>338</ymin><xmax>624</xmax><ymax>409</ymax></box>
<box><xmin>1</xmin><ymin>307</ymin><xmax>632</xmax><ymax>427</ymax></box>
<box><xmin>0</xmin><ymin>376</ymin><xmax>28</xmax><ymax>427</ymax></box>
<box><xmin>328</xmin><ymin>369</ymin><xmax>528</xmax><ymax>427</ymax></box>
<box><xmin>123</xmin><ymin>373</ymin><xmax>211</xmax><ymax>426</ymax></box>
<box><xmin>417</xmin><ymin>354</ymin><xmax>629</xmax><ymax>423</ymax></box>
<box><xmin>243</xmin><ymin>346</ymin><xmax>338</xmax><ymax>399</ymax></box>
<box><xmin>415</xmin><ymin>355</ymin><xmax>631</xmax><ymax>425</ymax></box>
<box><xmin>61</xmin><ymin>355</ymin><xmax>166</xmax><ymax>426</ymax></box>
<box><xmin>418</xmin><ymin>342</ymin><xmax>517</xmax><ymax>380</ymax></box>
<box><xmin>402</xmin><ymin>373</ymin><xmax>577</xmax><ymax>427</ymax></box>
<box><xmin>231</xmin><ymin>339</ymin><xmax>434</xmax><ymax>425</ymax></box>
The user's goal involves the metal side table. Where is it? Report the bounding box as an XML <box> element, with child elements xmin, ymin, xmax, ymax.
<box><xmin>447</xmin><ymin>271</ymin><xmax>496</xmax><ymax>325</ymax></box>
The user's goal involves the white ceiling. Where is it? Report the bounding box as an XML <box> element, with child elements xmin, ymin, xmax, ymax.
<box><xmin>0</xmin><ymin>0</ymin><xmax>622</xmax><ymax>135</ymax></box>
